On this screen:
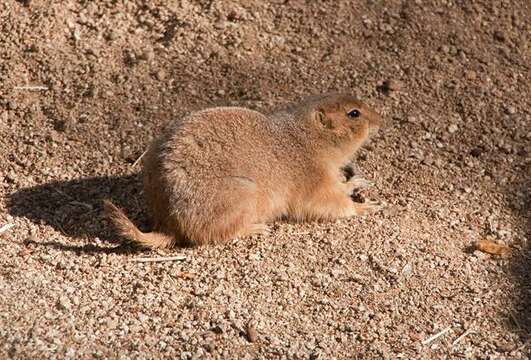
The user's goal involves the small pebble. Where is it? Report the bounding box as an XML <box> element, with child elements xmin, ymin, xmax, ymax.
<box><xmin>139</xmin><ymin>48</ymin><xmax>155</xmax><ymax>61</ymax></box>
<box><xmin>465</xmin><ymin>70</ymin><xmax>477</xmax><ymax>80</ymax></box>
<box><xmin>470</xmin><ymin>147</ymin><xmax>483</xmax><ymax>157</ymax></box>
<box><xmin>504</xmin><ymin>106</ymin><xmax>516</xmax><ymax>115</ymax></box>
<box><xmin>382</xmin><ymin>79</ymin><xmax>403</xmax><ymax>92</ymax></box>
<box><xmin>56</xmin><ymin>296</ymin><xmax>71</xmax><ymax>311</ymax></box>
<box><xmin>493</xmin><ymin>30</ymin><xmax>506</xmax><ymax>42</ymax></box>
<box><xmin>203</xmin><ymin>341</ymin><xmax>215</xmax><ymax>353</ymax></box>
<box><xmin>106</xmin><ymin>30</ymin><xmax>117</xmax><ymax>41</ymax></box>
<box><xmin>154</xmin><ymin>70</ymin><xmax>166</xmax><ymax>81</ymax></box>
<box><xmin>448</xmin><ymin>124</ymin><xmax>458</xmax><ymax>134</ymax></box>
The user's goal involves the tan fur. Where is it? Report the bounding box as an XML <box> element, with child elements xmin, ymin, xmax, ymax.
<box><xmin>103</xmin><ymin>200</ymin><xmax>174</xmax><ymax>248</ymax></box>
<box><xmin>105</xmin><ymin>93</ymin><xmax>383</xmax><ymax>248</ymax></box>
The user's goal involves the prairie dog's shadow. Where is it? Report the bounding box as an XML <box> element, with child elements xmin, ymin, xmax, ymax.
<box><xmin>8</xmin><ymin>162</ymin><xmax>365</xmax><ymax>249</ymax></box>
<box><xmin>509</xmin><ymin>174</ymin><xmax>531</xmax><ymax>338</ymax></box>
<box><xmin>7</xmin><ymin>174</ymin><xmax>148</xmax><ymax>243</ymax></box>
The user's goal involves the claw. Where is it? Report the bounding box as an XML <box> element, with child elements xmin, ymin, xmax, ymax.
<box><xmin>349</xmin><ymin>176</ymin><xmax>373</xmax><ymax>190</ymax></box>
<box><xmin>353</xmin><ymin>199</ymin><xmax>385</xmax><ymax>216</ymax></box>
<box><xmin>244</xmin><ymin>223</ymin><xmax>270</xmax><ymax>237</ymax></box>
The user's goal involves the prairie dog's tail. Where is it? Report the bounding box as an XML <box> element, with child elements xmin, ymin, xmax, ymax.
<box><xmin>103</xmin><ymin>200</ymin><xmax>174</xmax><ymax>249</ymax></box>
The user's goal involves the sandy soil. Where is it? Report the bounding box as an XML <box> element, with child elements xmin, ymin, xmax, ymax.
<box><xmin>0</xmin><ymin>0</ymin><xmax>530</xmax><ymax>359</ymax></box>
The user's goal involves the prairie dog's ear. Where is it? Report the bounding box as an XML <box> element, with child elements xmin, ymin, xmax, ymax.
<box><xmin>314</xmin><ymin>109</ymin><xmax>333</xmax><ymax>129</ymax></box>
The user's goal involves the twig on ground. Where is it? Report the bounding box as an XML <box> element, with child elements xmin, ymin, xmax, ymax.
<box><xmin>52</xmin><ymin>189</ymin><xmax>93</xmax><ymax>209</ymax></box>
<box><xmin>0</xmin><ymin>223</ymin><xmax>15</xmax><ymax>235</ymax></box>
<box><xmin>175</xmin><ymin>271</ymin><xmax>196</xmax><ymax>279</ymax></box>
<box><xmin>509</xmin><ymin>310</ymin><xmax>521</xmax><ymax>329</ymax></box>
<box><xmin>14</xmin><ymin>85</ymin><xmax>48</xmax><ymax>91</ymax></box>
<box><xmin>54</xmin><ymin>221</ymin><xmax>68</xmax><ymax>236</ymax></box>
<box><xmin>130</xmin><ymin>255</ymin><xmax>186</xmax><ymax>263</ymax></box>
<box><xmin>421</xmin><ymin>326</ymin><xmax>452</xmax><ymax>345</ymax></box>
<box><xmin>132</xmin><ymin>149</ymin><xmax>148</xmax><ymax>167</ymax></box>
<box><xmin>54</xmin><ymin>188</ymin><xmax>73</xmax><ymax>199</ymax></box>
<box><xmin>452</xmin><ymin>328</ymin><xmax>473</xmax><ymax>346</ymax></box>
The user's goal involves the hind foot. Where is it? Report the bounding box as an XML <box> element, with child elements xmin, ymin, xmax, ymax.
<box><xmin>352</xmin><ymin>200</ymin><xmax>385</xmax><ymax>216</ymax></box>
<box><xmin>241</xmin><ymin>223</ymin><xmax>270</xmax><ymax>238</ymax></box>
<box><xmin>343</xmin><ymin>175</ymin><xmax>373</xmax><ymax>194</ymax></box>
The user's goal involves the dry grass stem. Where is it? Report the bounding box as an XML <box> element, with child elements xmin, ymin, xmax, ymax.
<box><xmin>14</xmin><ymin>85</ymin><xmax>48</xmax><ymax>91</ymax></box>
<box><xmin>132</xmin><ymin>149</ymin><xmax>148</xmax><ymax>168</ymax></box>
<box><xmin>421</xmin><ymin>326</ymin><xmax>452</xmax><ymax>345</ymax></box>
<box><xmin>0</xmin><ymin>223</ymin><xmax>15</xmax><ymax>235</ymax></box>
<box><xmin>130</xmin><ymin>255</ymin><xmax>186</xmax><ymax>263</ymax></box>
<box><xmin>452</xmin><ymin>328</ymin><xmax>473</xmax><ymax>346</ymax></box>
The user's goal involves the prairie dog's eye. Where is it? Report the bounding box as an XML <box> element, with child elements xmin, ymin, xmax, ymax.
<box><xmin>347</xmin><ymin>109</ymin><xmax>361</xmax><ymax>118</ymax></box>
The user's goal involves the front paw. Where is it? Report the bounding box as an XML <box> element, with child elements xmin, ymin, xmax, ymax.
<box><xmin>346</xmin><ymin>175</ymin><xmax>373</xmax><ymax>192</ymax></box>
<box><xmin>353</xmin><ymin>199</ymin><xmax>385</xmax><ymax>216</ymax></box>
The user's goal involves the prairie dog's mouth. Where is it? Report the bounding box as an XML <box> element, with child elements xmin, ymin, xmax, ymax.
<box><xmin>369</xmin><ymin>123</ymin><xmax>380</xmax><ymax>135</ymax></box>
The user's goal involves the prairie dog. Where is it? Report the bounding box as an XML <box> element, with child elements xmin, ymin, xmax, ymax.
<box><xmin>105</xmin><ymin>93</ymin><xmax>383</xmax><ymax>248</ymax></box>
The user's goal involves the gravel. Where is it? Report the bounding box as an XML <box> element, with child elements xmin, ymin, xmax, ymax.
<box><xmin>0</xmin><ymin>0</ymin><xmax>530</xmax><ymax>359</ymax></box>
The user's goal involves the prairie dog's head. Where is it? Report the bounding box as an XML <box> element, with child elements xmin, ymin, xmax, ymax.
<box><xmin>296</xmin><ymin>93</ymin><xmax>382</xmax><ymax>156</ymax></box>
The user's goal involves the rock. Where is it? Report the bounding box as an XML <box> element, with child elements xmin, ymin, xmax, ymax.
<box><xmin>470</xmin><ymin>147</ymin><xmax>483</xmax><ymax>157</ymax></box>
<box><xmin>472</xmin><ymin>250</ymin><xmax>488</xmax><ymax>260</ymax></box>
<box><xmin>465</xmin><ymin>70</ymin><xmax>477</xmax><ymax>80</ymax></box>
<box><xmin>179</xmin><ymin>351</ymin><xmax>192</xmax><ymax>360</ymax></box>
<box><xmin>422</xmin><ymin>156</ymin><xmax>434</xmax><ymax>165</ymax></box>
<box><xmin>56</xmin><ymin>296</ymin><xmax>71</xmax><ymax>311</ymax></box>
<box><xmin>191</xmin><ymin>348</ymin><xmax>205</xmax><ymax>360</ymax></box>
<box><xmin>211</xmin><ymin>323</ymin><xmax>225</xmax><ymax>334</ymax></box>
<box><xmin>504</xmin><ymin>105</ymin><xmax>516</xmax><ymax>115</ymax></box>
<box><xmin>439</xmin><ymin>45</ymin><xmax>450</xmax><ymax>54</ymax></box>
<box><xmin>106</xmin><ymin>30</ymin><xmax>117</xmax><ymax>41</ymax></box>
<box><xmin>85</xmin><ymin>47</ymin><xmax>99</xmax><ymax>57</ymax></box>
<box><xmin>227</xmin><ymin>10</ymin><xmax>241</xmax><ymax>22</ymax></box>
<box><xmin>26</xmin><ymin>44</ymin><xmax>38</xmax><ymax>52</ymax></box>
<box><xmin>154</xmin><ymin>70</ymin><xmax>166</xmax><ymax>81</ymax></box>
<box><xmin>382</xmin><ymin>79</ymin><xmax>404</xmax><ymax>92</ymax></box>
<box><xmin>72</xmin><ymin>29</ymin><xmax>81</xmax><ymax>42</ymax></box>
<box><xmin>214</xmin><ymin>20</ymin><xmax>226</xmax><ymax>30</ymax></box>
<box><xmin>401</xmin><ymin>263</ymin><xmax>413</xmax><ymax>277</ymax></box>
<box><xmin>203</xmin><ymin>341</ymin><xmax>215</xmax><ymax>352</ymax></box>
<box><xmin>105</xmin><ymin>318</ymin><xmax>118</xmax><ymax>330</ymax></box>
<box><xmin>85</xmin><ymin>84</ymin><xmax>98</xmax><ymax>98</ymax></box>
<box><xmin>517</xmin><ymin>147</ymin><xmax>527</xmax><ymax>157</ymax></box>
<box><xmin>493</xmin><ymin>30</ymin><xmax>506</xmax><ymax>42</ymax></box>
<box><xmin>124</xmin><ymin>50</ymin><xmax>137</xmax><ymax>65</ymax></box>
<box><xmin>496</xmin><ymin>341</ymin><xmax>515</xmax><ymax>353</ymax></box>
<box><xmin>448</xmin><ymin>124</ymin><xmax>458</xmax><ymax>134</ymax></box>
<box><xmin>78</xmin><ymin>14</ymin><xmax>88</xmax><ymax>25</ymax></box>
<box><xmin>139</xmin><ymin>48</ymin><xmax>155</xmax><ymax>61</ymax></box>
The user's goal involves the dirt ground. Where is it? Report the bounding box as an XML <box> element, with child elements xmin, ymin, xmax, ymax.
<box><xmin>0</xmin><ymin>0</ymin><xmax>529</xmax><ymax>359</ymax></box>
